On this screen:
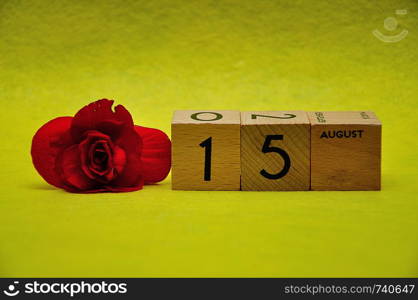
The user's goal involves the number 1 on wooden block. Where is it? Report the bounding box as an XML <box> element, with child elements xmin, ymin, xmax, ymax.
<box><xmin>171</xmin><ymin>110</ymin><xmax>240</xmax><ymax>190</ymax></box>
<box><xmin>199</xmin><ymin>137</ymin><xmax>212</xmax><ymax>181</ymax></box>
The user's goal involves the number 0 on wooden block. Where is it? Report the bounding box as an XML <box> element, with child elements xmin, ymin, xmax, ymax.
<box><xmin>241</xmin><ymin>111</ymin><xmax>310</xmax><ymax>191</ymax></box>
<box><xmin>171</xmin><ymin>110</ymin><xmax>241</xmax><ymax>190</ymax></box>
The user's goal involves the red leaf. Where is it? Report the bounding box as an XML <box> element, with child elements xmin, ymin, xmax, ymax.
<box><xmin>135</xmin><ymin>126</ymin><xmax>171</xmax><ymax>184</ymax></box>
<box><xmin>31</xmin><ymin>117</ymin><xmax>73</xmax><ymax>189</ymax></box>
<box><xmin>110</xmin><ymin>125</ymin><xmax>144</xmax><ymax>189</ymax></box>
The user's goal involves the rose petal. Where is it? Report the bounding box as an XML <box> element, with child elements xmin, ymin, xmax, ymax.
<box><xmin>96</xmin><ymin>120</ymin><xmax>126</xmax><ymax>139</ymax></box>
<box><xmin>71</xmin><ymin>99</ymin><xmax>134</xmax><ymax>142</ymax></box>
<box><xmin>31</xmin><ymin>117</ymin><xmax>74</xmax><ymax>188</ymax></box>
<box><xmin>111</xmin><ymin>152</ymin><xmax>144</xmax><ymax>189</ymax></box>
<box><xmin>114</xmin><ymin>124</ymin><xmax>142</xmax><ymax>154</ymax></box>
<box><xmin>135</xmin><ymin>126</ymin><xmax>171</xmax><ymax>184</ymax></box>
<box><xmin>113</xmin><ymin>145</ymin><xmax>127</xmax><ymax>175</ymax></box>
<box><xmin>56</xmin><ymin>144</ymin><xmax>96</xmax><ymax>191</ymax></box>
<box><xmin>111</xmin><ymin>126</ymin><xmax>143</xmax><ymax>189</ymax></box>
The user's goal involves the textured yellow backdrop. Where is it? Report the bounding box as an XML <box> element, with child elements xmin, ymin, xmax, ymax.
<box><xmin>0</xmin><ymin>0</ymin><xmax>417</xmax><ymax>277</ymax></box>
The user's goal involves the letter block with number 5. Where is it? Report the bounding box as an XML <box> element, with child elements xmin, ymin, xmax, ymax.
<box><xmin>241</xmin><ymin>111</ymin><xmax>310</xmax><ymax>191</ymax></box>
<box><xmin>172</xmin><ymin>110</ymin><xmax>240</xmax><ymax>190</ymax></box>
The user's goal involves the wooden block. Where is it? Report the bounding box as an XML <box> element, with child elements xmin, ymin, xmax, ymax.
<box><xmin>171</xmin><ymin>110</ymin><xmax>240</xmax><ymax>190</ymax></box>
<box><xmin>308</xmin><ymin>111</ymin><xmax>381</xmax><ymax>190</ymax></box>
<box><xmin>241</xmin><ymin>111</ymin><xmax>310</xmax><ymax>191</ymax></box>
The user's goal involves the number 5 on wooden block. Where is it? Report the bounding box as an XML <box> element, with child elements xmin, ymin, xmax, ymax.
<box><xmin>241</xmin><ymin>111</ymin><xmax>310</xmax><ymax>191</ymax></box>
<box><xmin>171</xmin><ymin>110</ymin><xmax>241</xmax><ymax>190</ymax></box>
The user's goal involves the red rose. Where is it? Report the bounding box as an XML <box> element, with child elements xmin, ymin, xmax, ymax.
<box><xmin>31</xmin><ymin>99</ymin><xmax>171</xmax><ymax>193</ymax></box>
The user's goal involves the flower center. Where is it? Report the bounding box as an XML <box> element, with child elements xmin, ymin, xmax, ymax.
<box><xmin>90</xmin><ymin>143</ymin><xmax>110</xmax><ymax>173</ymax></box>
<box><xmin>78</xmin><ymin>131</ymin><xmax>118</xmax><ymax>184</ymax></box>
<box><xmin>93</xmin><ymin>148</ymin><xmax>108</xmax><ymax>165</ymax></box>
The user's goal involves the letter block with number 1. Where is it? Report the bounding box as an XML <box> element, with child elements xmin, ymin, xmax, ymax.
<box><xmin>308</xmin><ymin>111</ymin><xmax>381</xmax><ymax>190</ymax></box>
<box><xmin>241</xmin><ymin>111</ymin><xmax>310</xmax><ymax>191</ymax></box>
<box><xmin>171</xmin><ymin>110</ymin><xmax>240</xmax><ymax>190</ymax></box>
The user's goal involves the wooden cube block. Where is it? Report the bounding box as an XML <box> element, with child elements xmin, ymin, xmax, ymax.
<box><xmin>241</xmin><ymin>111</ymin><xmax>310</xmax><ymax>191</ymax></box>
<box><xmin>171</xmin><ymin>110</ymin><xmax>240</xmax><ymax>190</ymax></box>
<box><xmin>308</xmin><ymin>111</ymin><xmax>381</xmax><ymax>190</ymax></box>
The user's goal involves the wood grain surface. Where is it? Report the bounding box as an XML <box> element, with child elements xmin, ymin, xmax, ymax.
<box><xmin>172</xmin><ymin>110</ymin><xmax>241</xmax><ymax>190</ymax></box>
<box><xmin>241</xmin><ymin>111</ymin><xmax>310</xmax><ymax>191</ymax></box>
<box><xmin>308</xmin><ymin>111</ymin><xmax>381</xmax><ymax>190</ymax></box>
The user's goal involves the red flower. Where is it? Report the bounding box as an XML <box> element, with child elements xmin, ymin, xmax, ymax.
<box><xmin>31</xmin><ymin>99</ymin><xmax>171</xmax><ymax>193</ymax></box>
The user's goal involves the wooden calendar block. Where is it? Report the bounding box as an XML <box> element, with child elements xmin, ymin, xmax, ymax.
<box><xmin>241</xmin><ymin>111</ymin><xmax>310</xmax><ymax>191</ymax></box>
<box><xmin>308</xmin><ymin>111</ymin><xmax>381</xmax><ymax>190</ymax></box>
<box><xmin>171</xmin><ymin>110</ymin><xmax>240</xmax><ymax>190</ymax></box>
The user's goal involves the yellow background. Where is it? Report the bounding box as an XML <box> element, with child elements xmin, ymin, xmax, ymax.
<box><xmin>0</xmin><ymin>0</ymin><xmax>417</xmax><ymax>277</ymax></box>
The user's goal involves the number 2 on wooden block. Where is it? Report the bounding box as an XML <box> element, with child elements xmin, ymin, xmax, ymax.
<box><xmin>199</xmin><ymin>137</ymin><xmax>212</xmax><ymax>181</ymax></box>
<box><xmin>251</xmin><ymin>113</ymin><xmax>296</xmax><ymax>120</ymax></box>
